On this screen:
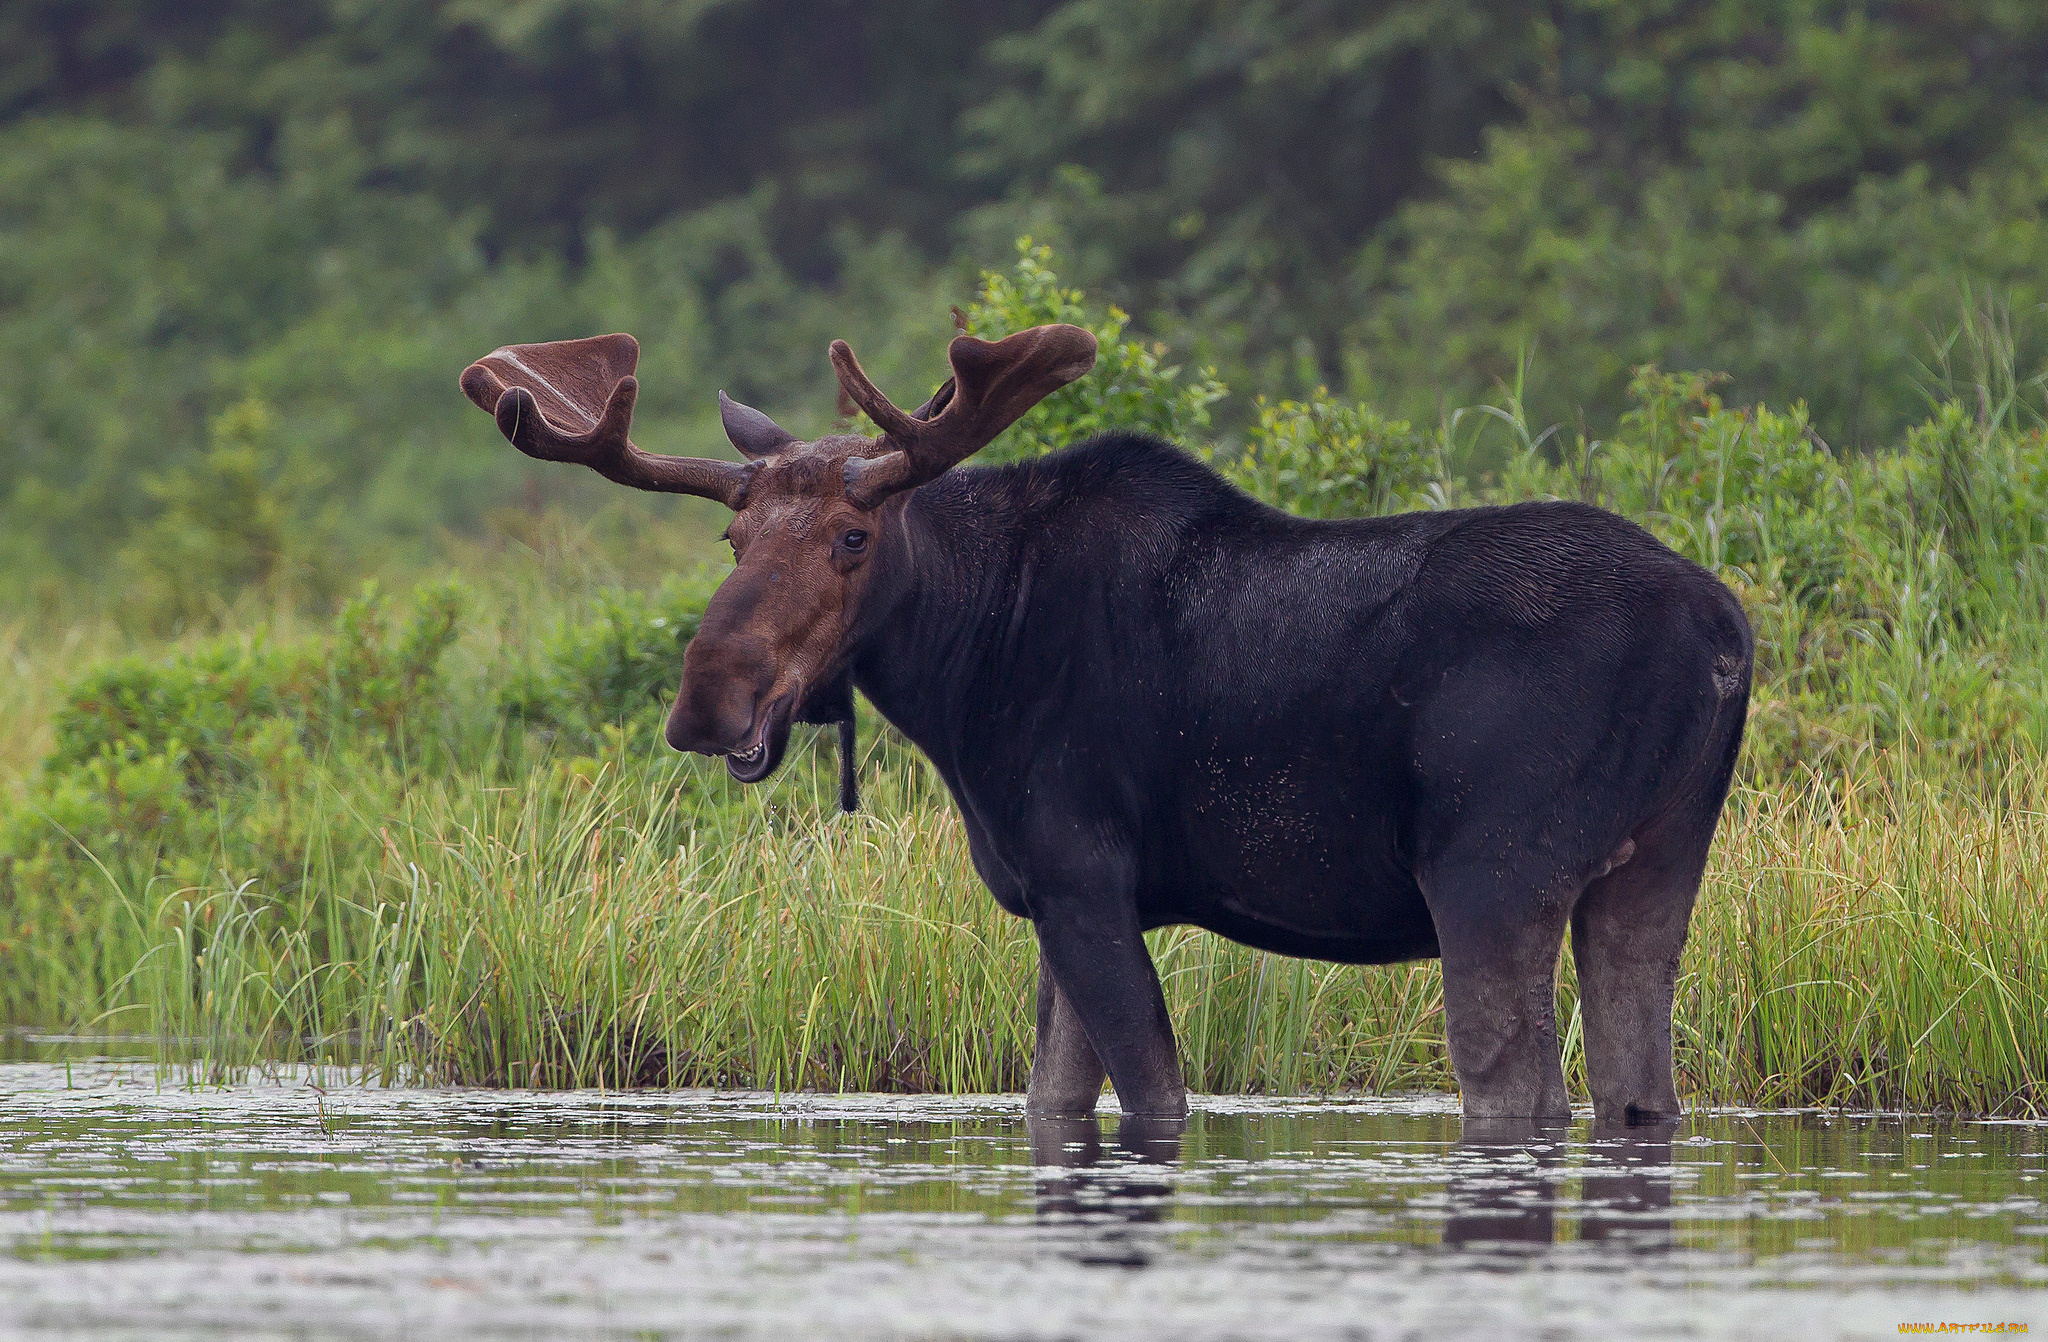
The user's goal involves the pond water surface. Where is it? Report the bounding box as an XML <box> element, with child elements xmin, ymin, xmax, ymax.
<box><xmin>0</xmin><ymin>1054</ymin><xmax>2041</xmax><ymax>1340</ymax></box>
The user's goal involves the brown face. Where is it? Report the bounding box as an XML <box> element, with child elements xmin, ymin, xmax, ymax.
<box><xmin>662</xmin><ymin>436</ymin><xmax>889</xmax><ymax>782</ymax></box>
<box><xmin>459</xmin><ymin>322</ymin><xmax>1099</xmax><ymax>787</ymax></box>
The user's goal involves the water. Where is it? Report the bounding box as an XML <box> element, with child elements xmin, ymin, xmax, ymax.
<box><xmin>0</xmin><ymin>1057</ymin><xmax>2041</xmax><ymax>1340</ymax></box>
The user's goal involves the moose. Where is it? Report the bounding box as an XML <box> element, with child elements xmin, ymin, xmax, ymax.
<box><xmin>461</xmin><ymin>323</ymin><xmax>1751</xmax><ymax>1125</ymax></box>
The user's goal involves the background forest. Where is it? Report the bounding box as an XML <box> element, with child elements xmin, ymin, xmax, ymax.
<box><xmin>5</xmin><ymin>2</ymin><xmax>2048</xmax><ymax>1111</ymax></box>
<box><xmin>7</xmin><ymin>0</ymin><xmax>2048</xmax><ymax>606</ymax></box>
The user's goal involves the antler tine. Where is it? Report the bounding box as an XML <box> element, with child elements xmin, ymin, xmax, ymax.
<box><xmin>835</xmin><ymin>324</ymin><xmax>1098</xmax><ymax>506</ymax></box>
<box><xmin>828</xmin><ymin>340</ymin><xmax>922</xmax><ymax>440</ymax></box>
<box><xmin>460</xmin><ymin>334</ymin><xmax>753</xmax><ymax>508</ymax></box>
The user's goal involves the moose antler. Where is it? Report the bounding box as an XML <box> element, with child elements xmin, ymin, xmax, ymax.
<box><xmin>832</xmin><ymin>324</ymin><xmax>1097</xmax><ymax>505</ymax></box>
<box><xmin>461</xmin><ymin>333</ymin><xmax>753</xmax><ymax>508</ymax></box>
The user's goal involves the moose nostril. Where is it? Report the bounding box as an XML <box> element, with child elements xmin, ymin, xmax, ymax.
<box><xmin>662</xmin><ymin>713</ymin><xmax>691</xmax><ymax>754</ymax></box>
<box><xmin>671</xmin><ymin>630</ymin><xmax>776</xmax><ymax>756</ymax></box>
<box><xmin>662</xmin><ymin>692</ymin><xmax>707</xmax><ymax>754</ymax></box>
<box><xmin>667</xmin><ymin>679</ymin><xmax>760</xmax><ymax>756</ymax></box>
<box><xmin>665</xmin><ymin>680</ymin><xmax>742</xmax><ymax>755</ymax></box>
<box><xmin>717</xmin><ymin>696</ymin><xmax>759</xmax><ymax>750</ymax></box>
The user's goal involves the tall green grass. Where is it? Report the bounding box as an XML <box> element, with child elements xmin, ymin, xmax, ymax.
<box><xmin>58</xmin><ymin>736</ymin><xmax>2046</xmax><ymax>1114</ymax></box>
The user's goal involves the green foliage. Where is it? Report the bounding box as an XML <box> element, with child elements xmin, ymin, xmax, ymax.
<box><xmin>0</xmin><ymin>114</ymin><xmax>481</xmax><ymax>586</ymax></box>
<box><xmin>959</xmin><ymin>239</ymin><xmax>1224</xmax><ymax>460</ymax></box>
<box><xmin>0</xmin><ymin>560</ymin><xmax>795</xmax><ymax>1026</ymax></box>
<box><xmin>115</xmin><ymin>398</ymin><xmax>342</xmax><ymax>629</ymax></box>
<box><xmin>1354</xmin><ymin>114</ymin><xmax>2048</xmax><ymax>450</ymax></box>
<box><xmin>1583</xmin><ymin>370</ymin><xmax>1859</xmax><ymax>603</ymax></box>
<box><xmin>499</xmin><ymin>574</ymin><xmax>719</xmax><ymax>754</ymax></box>
<box><xmin>967</xmin><ymin>1</ymin><xmax>2048</xmax><ymax>433</ymax></box>
<box><xmin>14</xmin><ymin>2</ymin><xmax>2048</xmax><ymax>606</ymax></box>
<box><xmin>0</xmin><ymin>115</ymin><xmax>950</xmax><ymax>605</ymax></box>
<box><xmin>0</xmin><ymin>582</ymin><xmax>466</xmax><ymax>1023</ymax></box>
<box><xmin>1207</xmin><ymin>395</ymin><xmax>1441</xmax><ymax>519</ymax></box>
<box><xmin>48</xmin><ymin>581</ymin><xmax>464</xmax><ymax>785</ymax></box>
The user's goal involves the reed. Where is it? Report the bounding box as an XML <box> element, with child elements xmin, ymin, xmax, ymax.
<box><xmin>52</xmin><ymin>726</ymin><xmax>2045</xmax><ymax>1116</ymax></box>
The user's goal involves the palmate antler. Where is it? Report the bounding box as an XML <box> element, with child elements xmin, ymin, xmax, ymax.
<box><xmin>832</xmin><ymin>324</ymin><xmax>1098</xmax><ymax>505</ymax></box>
<box><xmin>460</xmin><ymin>334</ymin><xmax>754</xmax><ymax>508</ymax></box>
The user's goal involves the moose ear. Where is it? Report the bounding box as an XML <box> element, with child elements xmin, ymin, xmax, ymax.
<box><xmin>719</xmin><ymin>392</ymin><xmax>798</xmax><ymax>460</ymax></box>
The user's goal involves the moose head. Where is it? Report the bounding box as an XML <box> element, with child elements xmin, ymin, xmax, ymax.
<box><xmin>460</xmin><ymin>324</ymin><xmax>1097</xmax><ymax>794</ymax></box>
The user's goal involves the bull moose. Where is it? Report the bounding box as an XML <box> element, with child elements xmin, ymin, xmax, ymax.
<box><xmin>460</xmin><ymin>323</ymin><xmax>1751</xmax><ymax>1125</ymax></box>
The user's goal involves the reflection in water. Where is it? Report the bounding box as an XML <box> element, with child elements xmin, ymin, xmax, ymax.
<box><xmin>1441</xmin><ymin>1117</ymin><xmax>1679</xmax><ymax>1255</ymax></box>
<box><xmin>1441</xmin><ymin>1117</ymin><xmax>1570</xmax><ymax>1251</ymax></box>
<box><xmin>1579</xmin><ymin>1120</ymin><xmax>1679</xmax><ymax>1251</ymax></box>
<box><xmin>0</xmin><ymin>1058</ymin><xmax>2040</xmax><ymax>1340</ymax></box>
<box><xmin>1027</xmin><ymin>1114</ymin><xmax>1183</xmax><ymax>1266</ymax></box>
<box><xmin>1035</xmin><ymin>1112</ymin><xmax>1684</xmax><ymax>1264</ymax></box>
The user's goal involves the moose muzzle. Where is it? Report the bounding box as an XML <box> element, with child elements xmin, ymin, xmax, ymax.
<box><xmin>665</xmin><ymin>630</ymin><xmax>792</xmax><ymax>782</ymax></box>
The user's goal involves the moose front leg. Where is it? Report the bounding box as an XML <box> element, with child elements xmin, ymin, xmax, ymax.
<box><xmin>1029</xmin><ymin>896</ymin><xmax>1187</xmax><ymax>1121</ymax></box>
<box><xmin>1027</xmin><ymin>952</ymin><xmax>1108</xmax><ymax>1115</ymax></box>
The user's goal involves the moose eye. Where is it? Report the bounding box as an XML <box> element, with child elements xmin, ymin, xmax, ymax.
<box><xmin>840</xmin><ymin>529</ymin><xmax>868</xmax><ymax>553</ymax></box>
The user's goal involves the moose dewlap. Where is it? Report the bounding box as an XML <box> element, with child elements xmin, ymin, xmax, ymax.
<box><xmin>461</xmin><ymin>324</ymin><xmax>1752</xmax><ymax>1125</ymax></box>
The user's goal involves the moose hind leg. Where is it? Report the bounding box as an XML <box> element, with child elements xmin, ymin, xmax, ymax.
<box><xmin>1423</xmin><ymin>864</ymin><xmax>1574</xmax><ymax>1121</ymax></box>
<box><xmin>1027</xmin><ymin>952</ymin><xmax>1108</xmax><ymax>1116</ymax></box>
<box><xmin>1571</xmin><ymin>808</ymin><xmax>1717</xmax><ymax>1125</ymax></box>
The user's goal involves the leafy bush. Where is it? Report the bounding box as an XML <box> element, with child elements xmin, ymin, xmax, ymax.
<box><xmin>48</xmin><ymin>582</ymin><xmax>464</xmax><ymax>788</ymax></box>
<box><xmin>0</xmin><ymin>582</ymin><xmax>465</xmax><ymax>1018</ymax></box>
<box><xmin>115</xmin><ymin>398</ymin><xmax>344</xmax><ymax>631</ymax></box>
<box><xmin>1206</xmin><ymin>395</ymin><xmax>1442</xmax><ymax>519</ymax></box>
<box><xmin>961</xmin><ymin>239</ymin><xmax>1224</xmax><ymax>460</ymax></box>
<box><xmin>500</xmin><ymin>575</ymin><xmax>720</xmax><ymax>754</ymax></box>
<box><xmin>1354</xmin><ymin>115</ymin><xmax>2048</xmax><ymax>450</ymax></box>
<box><xmin>1576</xmin><ymin>369</ymin><xmax>1861</xmax><ymax>605</ymax></box>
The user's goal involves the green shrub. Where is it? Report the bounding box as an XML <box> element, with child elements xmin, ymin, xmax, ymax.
<box><xmin>0</xmin><ymin>582</ymin><xmax>465</xmax><ymax>1020</ymax></box>
<box><xmin>499</xmin><ymin>574</ymin><xmax>720</xmax><ymax>753</ymax></box>
<box><xmin>960</xmin><ymin>239</ymin><xmax>1225</xmax><ymax>460</ymax></box>
<box><xmin>114</xmin><ymin>398</ymin><xmax>344</xmax><ymax>631</ymax></box>
<box><xmin>1206</xmin><ymin>394</ymin><xmax>1442</xmax><ymax>519</ymax></box>
<box><xmin>49</xmin><ymin>581</ymin><xmax>464</xmax><ymax>787</ymax></box>
<box><xmin>1577</xmin><ymin>369</ymin><xmax>1861</xmax><ymax>605</ymax></box>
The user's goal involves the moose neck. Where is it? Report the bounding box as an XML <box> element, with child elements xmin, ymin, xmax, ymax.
<box><xmin>845</xmin><ymin>469</ymin><xmax>1023</xmax><ymax>760</ymax></box>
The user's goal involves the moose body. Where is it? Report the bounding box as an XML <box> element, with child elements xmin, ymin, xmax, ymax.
<box><xmin>461</xmin><ymin>324</ymin><xmax>1752</xmax><ymax>1126</ymax></box>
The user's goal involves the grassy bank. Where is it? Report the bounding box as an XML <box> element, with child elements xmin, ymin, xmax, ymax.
<box><xmin>6</xmin><ymin>250</ymin><xmax>2048</xmax><ymax>1113</ymax></box>
<box><xmin>16</xmin><ymin>726</ymin><xmax>2041</xmax><ymax>1115</ymax></box>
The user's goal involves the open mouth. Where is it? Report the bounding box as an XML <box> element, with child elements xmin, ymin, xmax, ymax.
<box><xmin>724</xmin><ymin>698</ymin><xmax>793</xmax><ymax>784</ymax></box>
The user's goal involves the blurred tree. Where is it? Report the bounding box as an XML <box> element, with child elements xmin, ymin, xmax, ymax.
<box><xmin>1352</xmin><ymin>1</ymin><xmax>2048</xmax><ymax>444</ymax></box>
<box><xmin>0</xmin><ymin>0</ymin><xmax>1055</xmax><ymax>262</ymax></box>
<box><xmin>7</xmin><ymin>0</ymin><xmax>2048</xmax><ymax>604</ymax></box>
<box><xmin>959</xmin><ymin>0</ymin><xmax>1532</xmax><ymax>387</ymax></box>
